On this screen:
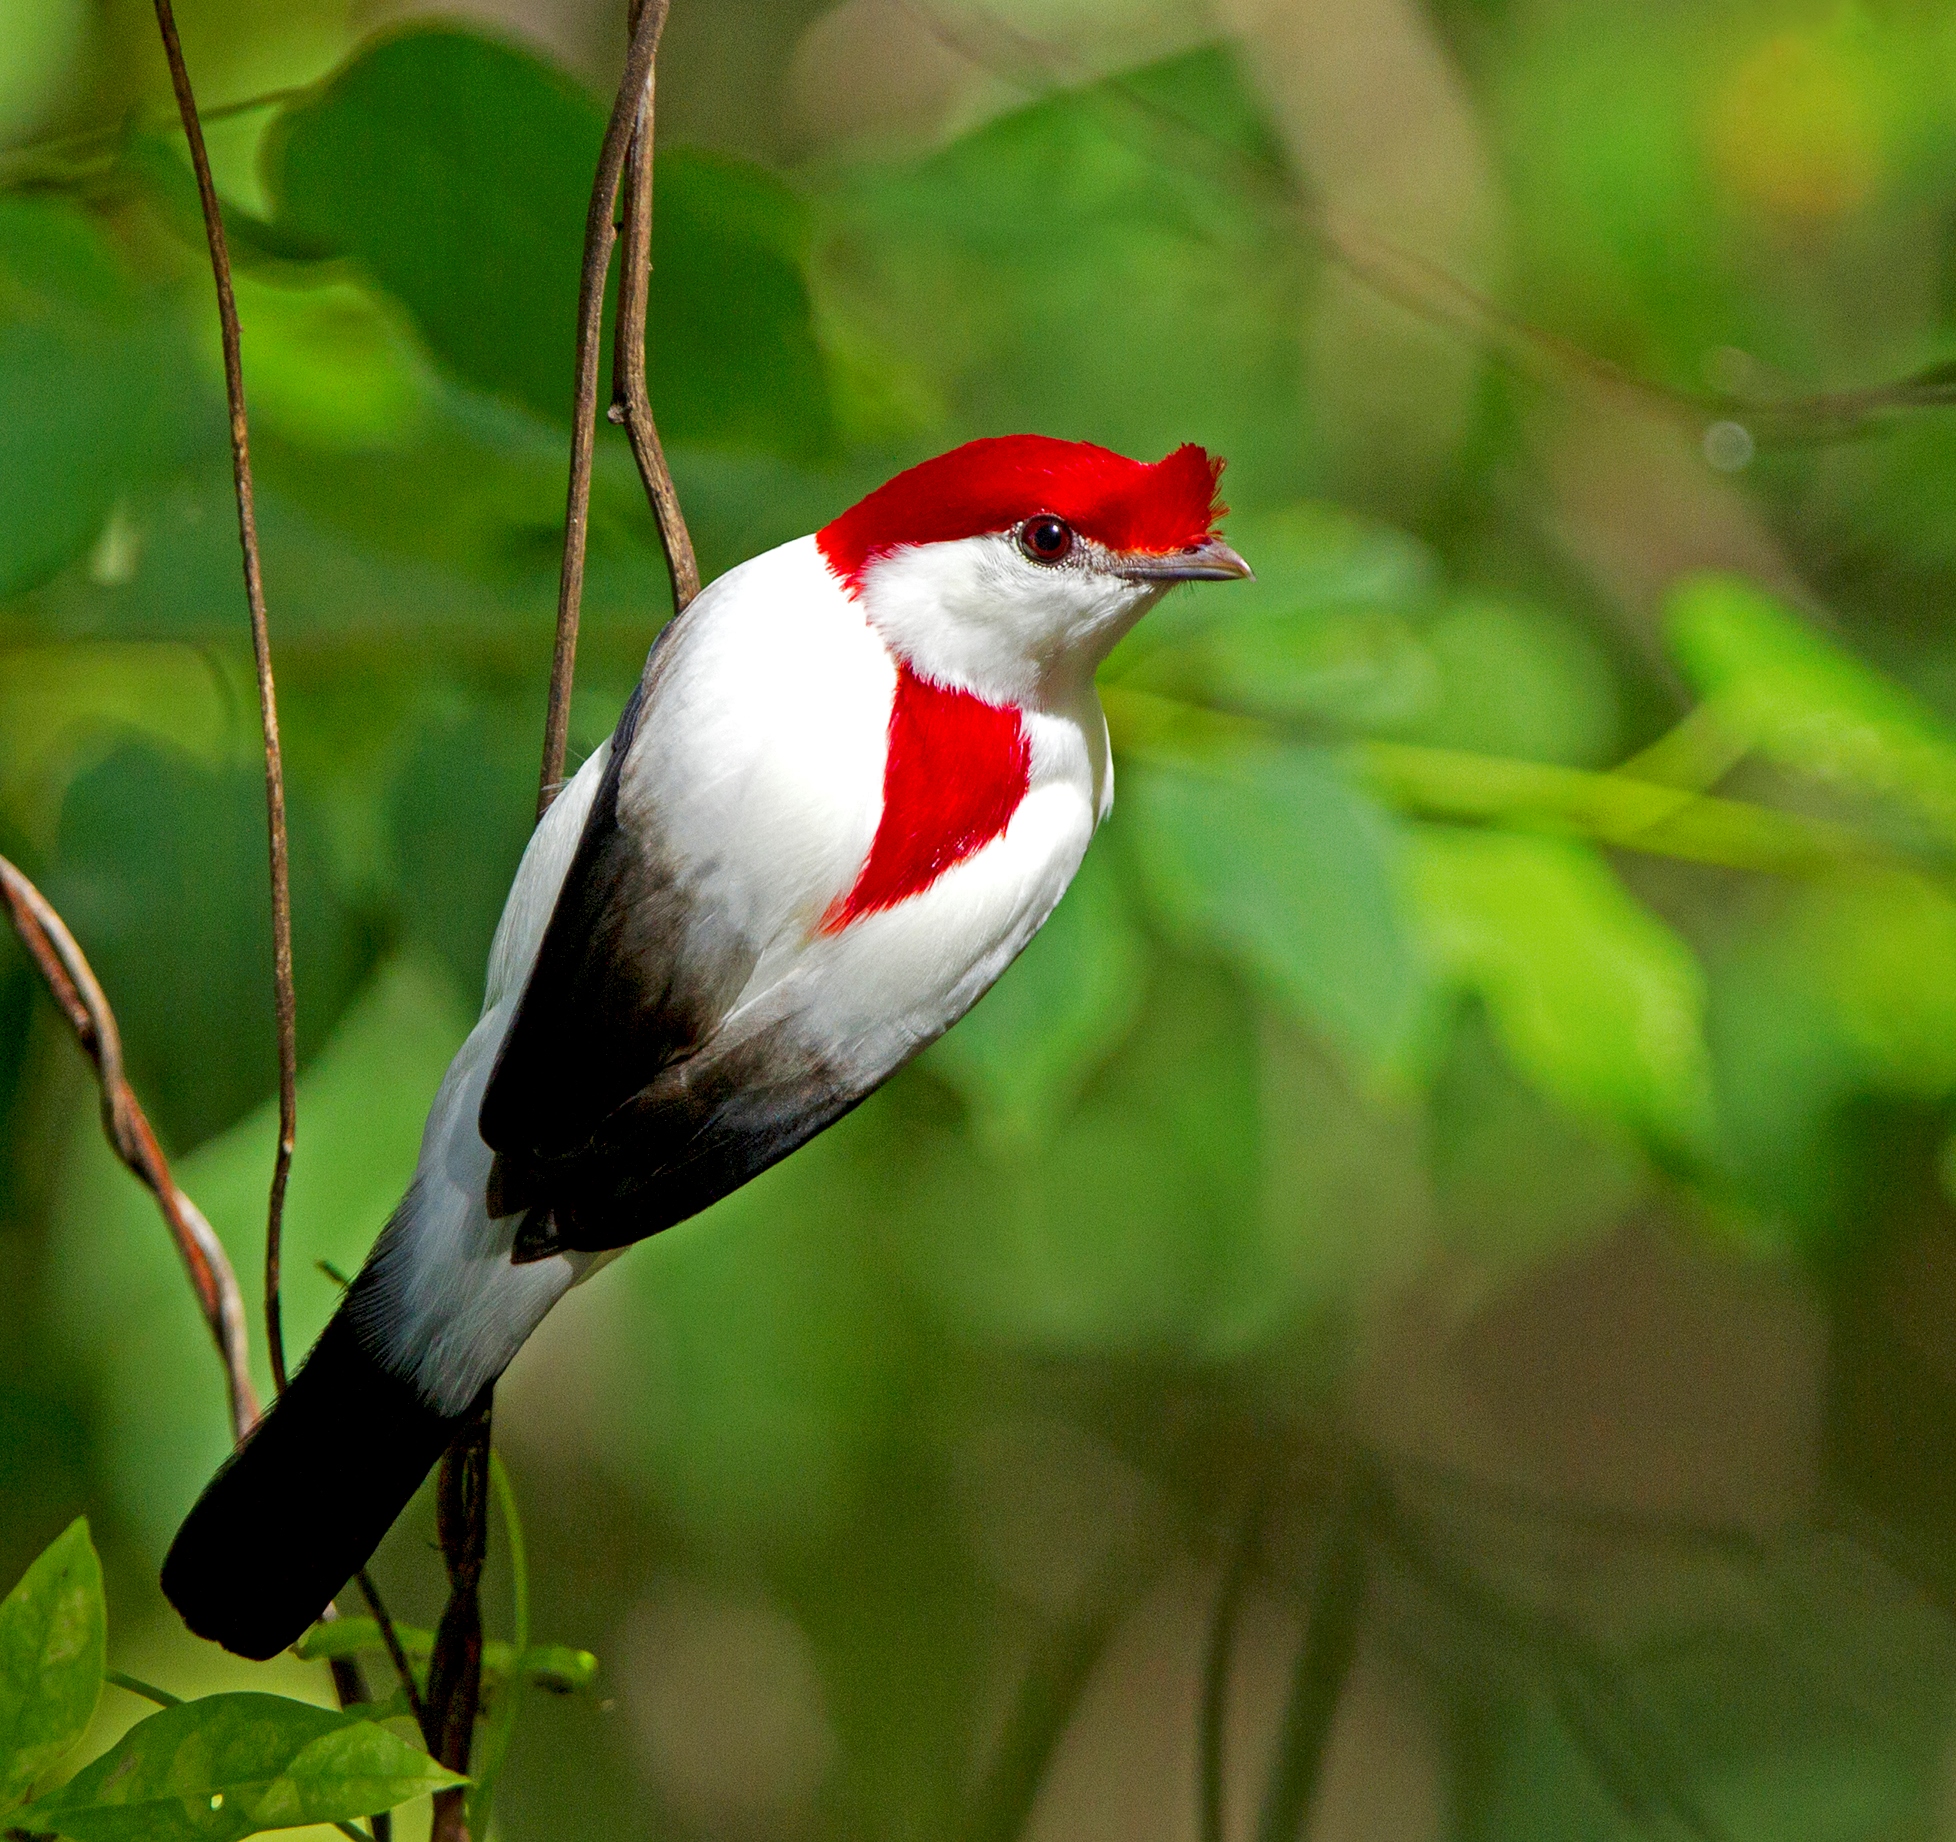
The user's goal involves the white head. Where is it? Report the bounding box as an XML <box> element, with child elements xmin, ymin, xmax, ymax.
<box><xmin>817</xmin><ymin>435</ymin><xmax>1251</xmax><ymax>708</ymax></box>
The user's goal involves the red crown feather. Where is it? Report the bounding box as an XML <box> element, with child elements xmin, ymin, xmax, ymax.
<box><xmin>818</xmin><ymin>436</ymin><xmax>1226</xmax><ymax>593</ymax></box>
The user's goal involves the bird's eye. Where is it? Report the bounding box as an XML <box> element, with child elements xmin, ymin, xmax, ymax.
<box><xmin>1018</xmin><ymin>516</ymin><xmax>1074</xmax><ymax>565</ymax></box>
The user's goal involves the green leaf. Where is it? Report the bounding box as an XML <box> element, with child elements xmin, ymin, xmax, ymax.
<box><xmin>0</xmin><ymin>1518</ymin><xmax>104</xmax><ymax>1811</ymax></box>
<box><xmin>1123</xmin><ymin>749</ymin><xmax>1425</xmax><ymax>1072</ymax></box>
<box><xmin>0</xmin><ymin>196</ymin><xmax>190</xmax><ymax>595</ymax></box>
<box><xmin>265</xmin><ymin>27</ymin><xmax>833</xmax><ymax>455</ymax></box>
<box><xmin>1787</xmin><ymin>865</ymin><xmax>1956</xmax><ymax>1099</ymax></box>
<box><xmin>14</xmin><ymin>1693</ymin><xmax>461</xmax><ymax>1842</ymax></box>
<box><xmin>1106</xmin><ymin>501</ymin><xmax>1441</xmax><ymax>685</ymax></box>
<box><xmin>1408</xmin><ymin>827</ymin><xmax>1716</xmax><ymax>1156</ymax></box>
<box><xmin>44</xmin><ymin>743</ymin><xmax>376</xmax><ymax>1155</ymax></box>
<box><xmin>0</xmin><ymin>641</ymin><xmax>246</xmax><ymax>844</ymax></box>
<box><xmin>1667</xmin><ymin>573</ymin><xmax>1956</xmax><ymax>840</ymax></box>
<box><xmin>1396</xmin><ymin>597</ymin><xmax>1622</xmax><ymax>768</ymax></box>
<box><xmin>1134</xmin><ymin>603</ymin><xmax>1438</xmax><ymax>733</ymax></box>
<box><xmin>830</xmin><ymin>43</ymin><xmax>1315</xmax><ymax>493</ymax></box>
<box><xmin>219</xmin><ymin>268</ymin><xmax>438</xmax><ymax>454</ymax></box>
<box><xmin>925</xmin><ymin>844</ymin><xmax>1149</xmax><ymax>1143</ymax></box>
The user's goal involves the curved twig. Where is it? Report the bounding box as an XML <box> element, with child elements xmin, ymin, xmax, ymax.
<box><xmin>540</xmin><ymin>0</ymin><xmax>691</xmax><ymax>817</ymax></box>
<box><xmin>610</xmin><ymin>0</ymin><xmax>699</xmax><ymax>624</ymax></box>
<box><xmin>1</xmin><ymin>856</ymin><xmax>259</xmax><ymax>1443</ymax></box>
<box><xmin>150</xmin><ymin>0</ymin><xmax>298</xmax><ymax>1397</ymax></box>
<box><xmin>141</xmin><ymin>10</ymin><xmax>414</xmax><ymax>1764</ymax></box>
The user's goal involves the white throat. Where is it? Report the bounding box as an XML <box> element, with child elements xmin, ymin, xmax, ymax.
<box><xmin>851</xmin><ymin>533</ymin><xmax>1163</xmax><ymax>709</ymax></box>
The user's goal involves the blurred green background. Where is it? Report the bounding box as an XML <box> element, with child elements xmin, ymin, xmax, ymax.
<box><xmin>11</xmin><ymin>0</ymin><xmax>1956</xmax><ymax>1834</ymax></box>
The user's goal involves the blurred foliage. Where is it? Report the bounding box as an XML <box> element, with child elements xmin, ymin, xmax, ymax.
<box><xmin>11</xmin><ymin>0</ymin><xmax>1956</xmax><ymax>1838</ymax></box>
<box><xmin>0</xmin><ymin>1521</ymin><xmax>456</xmax><ymax>1838</ymax></box>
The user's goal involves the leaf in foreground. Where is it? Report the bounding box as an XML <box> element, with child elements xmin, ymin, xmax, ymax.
<box><xmin>1409</xmin><ymin>827</ymin><xmax>1716</xmax><ymax>1157</ymax></box>
<box><xmin>0</xmin><ymin>1517</ymin><xmax>105</xmax><ymax>1811</ymax></box>
<box><xmin>13</xmin><ymin>1692</ymin><xmax>461</xmax><ymax>1842</ymax></box>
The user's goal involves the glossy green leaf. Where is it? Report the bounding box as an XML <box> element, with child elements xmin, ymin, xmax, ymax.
<box><xmin>14</xmin><ymin>1692</ymin><xmax>461</xmax><ymax>1841</ymax></box>
<box><xmin>1124</xmin><ymin>749</ymin><xmax>1425</xmax><ymax>1071</ymax></box>
<box><xmin>1667</xmin><ymin>573</ymin><xmax>1956</xmax><ymax>838</ymax></box>
<box><xmin>1409</xmin><ymin>827</ymin><xmax>1716</xmax><ymax>1155</ymax></box>
<box><xmin>266</xmin><ymin>27</ymin><xmax>833</xmax><ymax>454</ymax></box>
<box><xmin>0</xmin><ymin>1518</ymin><xmax>104</xmax><ymax>1811</ymax></box>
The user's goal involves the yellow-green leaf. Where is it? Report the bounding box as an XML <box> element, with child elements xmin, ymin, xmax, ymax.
<box><xmin>13</xmin><ymin>1692</ymin><xmax>461</xmax><ymax>1842</ymax></box>
<box><xmin>1409</xmin><ymin>827</ymin><xmax>1716</xmax><ymax>1155</ymax></box>
<box><xmin>1667</xmin><ymin>572</ymin><xmax>1956</xmax><ymax>840</ymax></box>
<box><xmin>0</xmin><ymin>1518</ymin><xmax>104</xmax><ymax>1811</ymax></box>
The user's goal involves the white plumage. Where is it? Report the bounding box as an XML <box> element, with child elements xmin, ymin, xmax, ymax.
<box><xmin>358</xmin><ymin>531</ymin><xmax>1110</xmax><ymax>1412</ymax></box>
<box><xmin>162</xmin><ymin>433</ymin><xmax>1248</xmax><ymax>1661</ymax></box>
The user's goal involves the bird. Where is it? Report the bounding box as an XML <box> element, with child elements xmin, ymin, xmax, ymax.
<box><xmin>162</xmin><ymin>433</ymin><xmax>1251</xmax><ymax>1659</ymax></box>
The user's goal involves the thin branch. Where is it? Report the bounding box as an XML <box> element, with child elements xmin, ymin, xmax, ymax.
<box><xmin>142</xmin><ymin>13</ymin><xmax>395</xmax><ymax>1776</ymax></box>
<box><xmin>1</xmin><ymin>864</ymin><xmax>396</xmax><ymax>1756</ymax></box>
<box><xmin>413</xmin><ymin>12</ymin><xmax>699</xmax><ymax>1829</ymax></box>
<box><xmin>902</xmin><ymin>0</ymin><xmax>1956</xmax><ymax>450</ymax></box>
<box><xmin>2</xmin><ymin>856</ymin><xmax>258</xmax><ymax>1443</ymax></box>
<box><xmin>425</xmin><ymin>1406</ymin><xmax>493</xmax><ymax>1842</ymax></box>
<box><xmin>151</xmin><ymin>0</ymin><xmax>298</xmax><ymax>1397</ymax></box>
<box><xmin>610</xmin><ymin>0</ymin><xmax>699</xmax><ymax>623</ymax></box>
<box><xmin>358</xmin><ymin>1569</ymin><xmax>428</xmax><ymax>1729</ymax></box>
<box><xmin>540</xmin><ymin>0</ymin><xmax>691</xmax><ymax>818</ymax></box>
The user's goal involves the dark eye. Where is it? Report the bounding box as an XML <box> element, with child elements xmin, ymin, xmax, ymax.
<box><xmin>1018</xmin><ymin>515</ymin><xmax>1074</xmax><ymax>564</ymax></box>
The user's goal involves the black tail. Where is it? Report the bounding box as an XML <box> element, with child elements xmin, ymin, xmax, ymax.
<box><xmin>162</xmin><ymin>1310</ymin><xmax>466</xmax><ymax>1659</ymax></box>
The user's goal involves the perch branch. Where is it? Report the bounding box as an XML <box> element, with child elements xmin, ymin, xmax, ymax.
<box><xmin>358</xmin><ymin>1569</ymin><xmax>428</xmax><ymax>1729</ymax></box>
<box><xmin>1</xmin><ymin>856</ymin><xmax>258</xmax><ymax>1443</ymax></box>
<box><xmin>539</xmin><ymin>0</ymin><xmax>690</xmax><ymax>816</ymax></box>
<box><xmin>418</xmin><ymin>10</ymin><xmax>699</xmax><ymax>1833</ymax></box>
<box><xmin>425</xmin><ymin>1405</ymin><xmax>493</xmax><ymax>1842</ymax></box>
<box><xmin>145</xmin><ymin>12</ymin><xmax>412</xmax><ymax>1773</ymax></box>
<box><xmin>150</xmin><ymin>0</ymin><xmax>298</xmax><ymax>1397</ymax></box>
<box><xmin>0</xmin><ymin>872</ymin><xmax>410</xmax><ymax>1765</ymax></box>
<box><xmin>610</xmin><ymin>0</ymin><xmax>699</xmax><ymax>622</ymax></box>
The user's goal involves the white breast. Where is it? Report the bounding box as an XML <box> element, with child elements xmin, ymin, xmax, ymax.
<box><xmin>725</xmin><ymin>696</ymin><xmax>1102</xmax><ymax>1081</ymax></box>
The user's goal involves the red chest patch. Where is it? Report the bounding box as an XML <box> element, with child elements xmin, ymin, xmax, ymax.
<box><xmin>822</xmin><ymin>664</ymin><xmax>1031</xmax><ymax>932</ymax></box>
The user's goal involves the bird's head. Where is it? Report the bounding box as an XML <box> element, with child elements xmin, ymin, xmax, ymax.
<box><xmin>817</xmin><ymin>435</ymin><xmax>1251</xmax><ymax>707</ymax></box>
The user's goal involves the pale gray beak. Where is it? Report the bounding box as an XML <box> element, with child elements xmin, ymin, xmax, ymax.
<box><xmin>1112</xmin><ymin>538</ymin><xmax>1254</xmax><ymax>583</ymax></box>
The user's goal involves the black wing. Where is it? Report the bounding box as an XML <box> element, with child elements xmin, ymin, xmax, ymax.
<box><xmin>476</xmin><ymin>684</ymin><xmax>865</xmax><ymax>1258</ymax></box>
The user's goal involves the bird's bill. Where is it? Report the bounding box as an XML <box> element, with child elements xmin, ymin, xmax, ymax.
<box><xmin>1111</xmin><ymin>539</ymin><xmax>1254</xmax><ymax>582</ymax></box>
